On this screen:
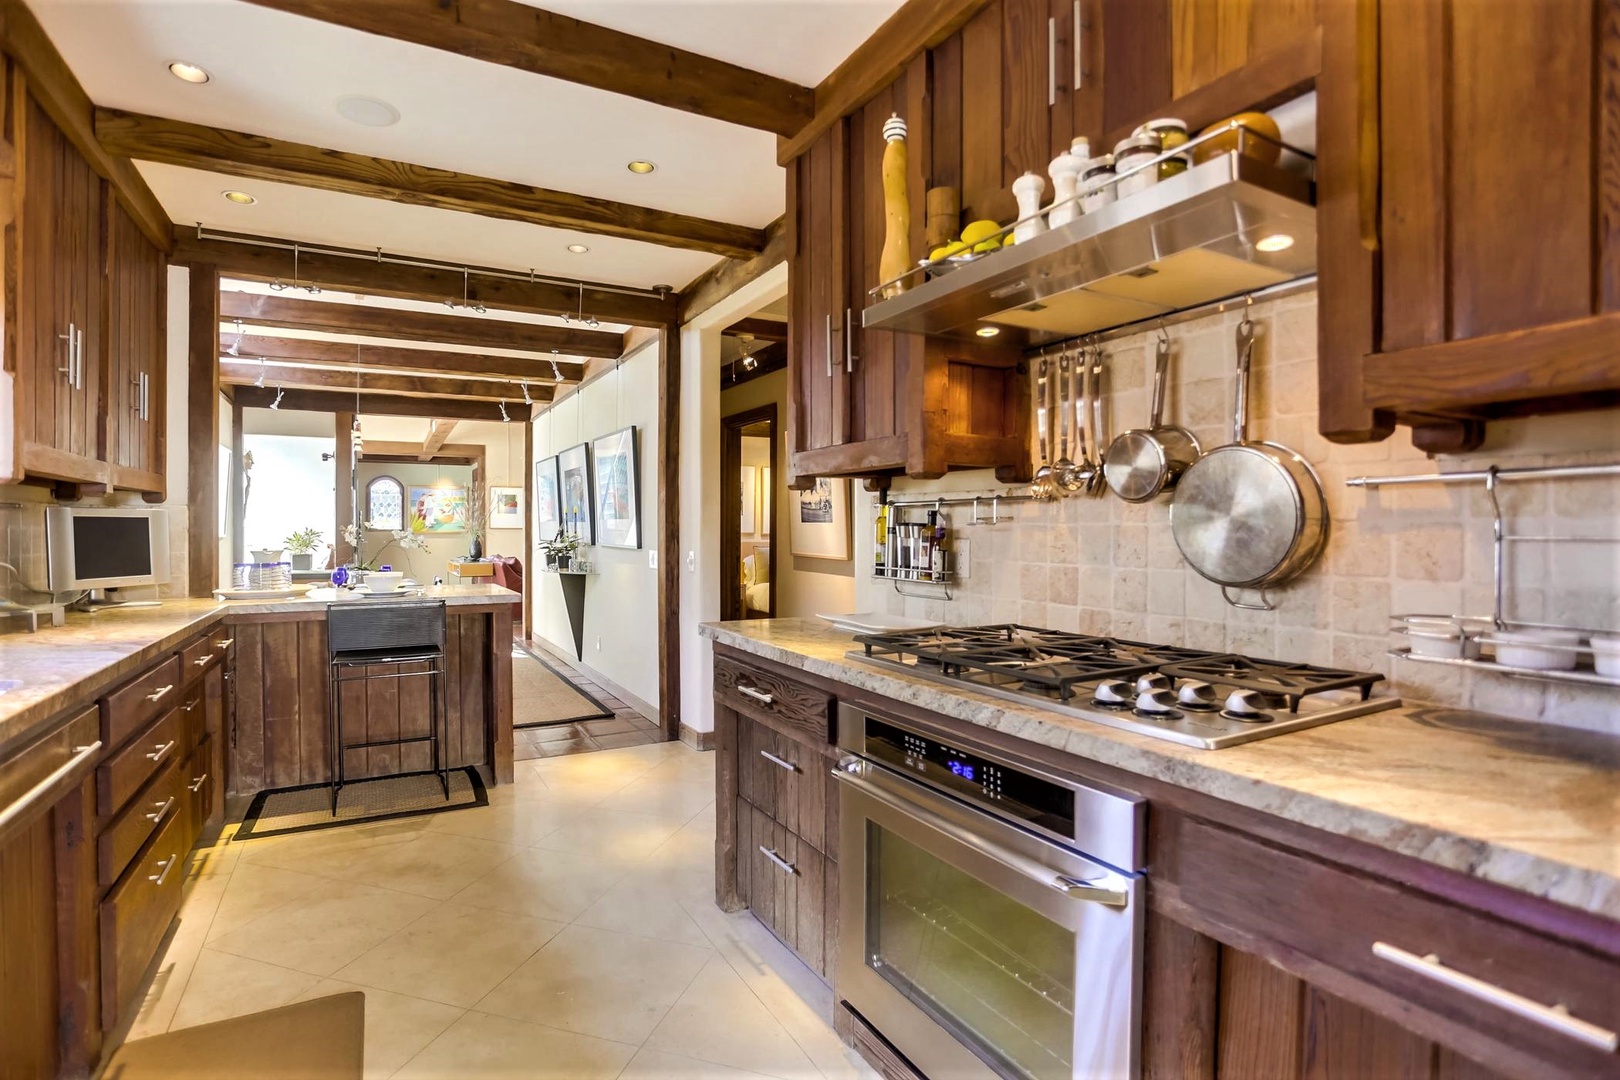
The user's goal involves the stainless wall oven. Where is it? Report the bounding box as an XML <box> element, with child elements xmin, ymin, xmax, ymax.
<box><xmin>834</xmin><ymin>703</ymin><xmax>1146</xmax><ymax>1080</ymax></box>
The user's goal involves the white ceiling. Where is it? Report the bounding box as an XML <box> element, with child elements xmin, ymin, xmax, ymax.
<box><xmin>32</xmin><ymin>0</ymin><xmax>905</xmax><ymax>289</ymax></box>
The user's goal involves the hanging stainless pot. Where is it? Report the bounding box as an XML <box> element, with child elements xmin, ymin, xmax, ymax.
<box><xmin>1170</xmin><ymin>318</ymin><xmax>1329</xmax><ymax>596</ymax></box>
<box><xmin>1103</xmin><ymin>335</ymin><xmax>1201</xmax><ymax>502</ymax></box>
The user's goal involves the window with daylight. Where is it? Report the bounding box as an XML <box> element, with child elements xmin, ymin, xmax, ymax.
<box><xmin>366</xmin><ymin>475</ymin><xmax>404</xmax><ymax>531</ymax></box>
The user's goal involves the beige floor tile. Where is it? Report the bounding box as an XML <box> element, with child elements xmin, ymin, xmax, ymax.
<box><xmin>619</xmin><ymin>1047</ymin><xmax>794</xmax><ymax>1080</ymax></box>
<box><xmin>647</xmin><ymin>818</ymin><xmax>718</xmax><ymax>872</ymax></box>
<box><xmin>207</xmin><ymin>881</ymin><xmax>439</xmax><ymax>976</ymax></box>
<box><xmin>342</xmin><ymin>831</ymin><xmax>522</xmax><ymax>899</ymax></box>
<box><xmin>642</xmin><ymin>753</ymin><xmax>718</xmax><ymax>787</ymax></box>
<box><xmin>573</xmin><ymin>876</ymin><xmax>713</xmax><ymax>948</ymax></box>
<box><xmin>450</xmin><ymin>845</ymin><xmax>627</xmax><ymax>922</ymax></box>
<box><xmin>532</xmin><ymin>807</ymin><xmax>683</xmax><ymax>861</ymax></box>
<box><xmin>334</xmin><ymin>902</ymin><xmax>564</xmax><ymax>1008</ymax></box>
<box><xmin>291</xmin><ymin>979</ymin><xmax>465</xmax><ymax>1080</ymax></box>
<box><xmin>392</xmin><ymin>1010</ymin><xmax>636</xmax><ymax>1080</ymax></box>
<box><xmin>422</xmin><ymin>796</ymin><xmax>575</xmax><ymax>847</ymax></box>
<box><xmin>646</xmin><ymin>955</ymin><xmax>819</xmax><ymax>1080</ymax></box>
<box><xmin>168</xmin><ymin>948</ymin><xmax>324</xmax><ymax>1031</ymax></box>
<box><xmin>475</xmin><ymin>924</ymin><xmax>710</xmax><ymax>1044</ymax></box>
<box><xmin>598</xmin><ymin>774</ymin><xmax>716</xmax><ymax>823</ymax></box>
<box><xmin>205</xmin><ymin>863</ymin><xmax>331</xmax><ymax>943</ymax></box>
<box><xmin>239</xmin><ymin>817</ymin><xmax>433</xmax><ymax>878</ymax></box>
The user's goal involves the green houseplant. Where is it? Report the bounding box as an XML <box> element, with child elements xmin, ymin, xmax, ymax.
<box><xmin>541</xmin><ymin>530</ymin><xmax>581</xmax><ymax>570</ymax></box>
<box><xmin>282</xmin><ymin>528</ymin><xmax>324</xmax><ymax>571</ymax></box>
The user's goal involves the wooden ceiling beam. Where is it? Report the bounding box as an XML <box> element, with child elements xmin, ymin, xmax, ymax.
<box><xmin>172</xmin><ymin>226</ymin><xmax>677</xmax><ymax>327</ymax></box>
<box><xmin>219</xmin><ymin>292</ymin><xmax>625</xmax><ymax>357</ymax></box>
<box><xmin>220</xmin><ymin>360</ymin><xmax>547</xmax><ymax>402</ymax></box>
<box><xmin>220</xmin><ymin>334</ymin><xmax>584</xmax><ymax>382</ymax></box>
<box><xmin>422</xmin><ymin>420</ymin><xmax>457</xmax><ymax>460</ymax></box>
<box><xmin>97</xmin><ymin>109</ymin><xmax>765</xmax><ymax>259</ymax></box>
<box><xmin>679</xmin><ymin>215</ymin><xmax>788</xmax><ymax>323</ymax></box>
<box><xmin>234</xmin><ymin>384</ymin><xmax>510</xmax><ymax>421</ymax></box>
<box><xmin>0</xmin><ymin>0</ymin><xmax>172</xmax><ymax>250</ymax></box>
<box><xmin>723</xmin><ymin>317</ymin><xmax>788</xmax><ymax>342</ymax></box>
<box><xmin>239</xmin><ymin>0</ymin><xmax>814</xmax><ymax>136</ymax></box>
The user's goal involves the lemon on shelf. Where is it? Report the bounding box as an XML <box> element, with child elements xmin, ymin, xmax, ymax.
<box><xmin>960</xmin><ymin>219</ymin><xmax>1002</xmax><ymax>247</ymax></box>
<box><xmin>972</xmin><ymin>239</ymin><xmax>1000</xmax><ymax>254</ymax></box>
<box><xmin>1002</xmin><ymin>234</ymin><xmax>1017</xmax><ymax>247</ymax></box>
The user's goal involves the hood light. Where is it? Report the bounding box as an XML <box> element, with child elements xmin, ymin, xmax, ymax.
<box><xmin>975</xmin><ymin>326</ymin><xmax>1001</xmax><ymax>338</ymax></box>
<box><xmin>1256</xmin><ymin>233</ymin><xmax>1295</xmax><ymax>252</ymax></box>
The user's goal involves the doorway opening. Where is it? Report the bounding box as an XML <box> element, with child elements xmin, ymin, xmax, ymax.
<box><xmin>721</xmin><ymin>404</ymin><xmax>776</xmax><ymax>621</ymax></box>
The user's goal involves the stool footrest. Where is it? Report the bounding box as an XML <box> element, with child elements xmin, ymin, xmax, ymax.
<box><xmin>343</xmin><ymin>735</ymin><xmax>440</xmax><ymax>751</ymax></box>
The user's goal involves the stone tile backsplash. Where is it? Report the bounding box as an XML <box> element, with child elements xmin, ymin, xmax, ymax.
<box><xmin>855</xmin><ymin>291</ymin><xmax>1620</xmax><ymax>734</ymax></box>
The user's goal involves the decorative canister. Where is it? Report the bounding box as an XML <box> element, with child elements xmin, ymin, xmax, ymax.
<box><xmin>1135</xmin><ymin>118</ymin><xmax>1191</xmax><ymax>179</ymax></box>
<box><xmin>1113</xmin><ymin>135</ymin><xmax>1162</xmax><ymax>198</ymax></box>
<box><xmin>1080</xmin><ymin>155</ymin><xmax>1116</xmax><ymax>213</ymax></box>
<box><xmin>1011</xmin><ymin>172</ymin><xmax>1048</xmax><ymax>243</ymax></box>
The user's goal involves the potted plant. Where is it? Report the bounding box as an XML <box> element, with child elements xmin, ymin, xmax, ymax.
<box><xmin>282</xmin><ymin>528</ymin><xmax>324</xmax><ymax>571</ymax></box>
<box><xmin>541</xmin><ymin>530</ymin><xmax>581</xmax><ymax>570</ymax></box>
<box><xmin>341</xmin><ymin>521</ymin><xmax>431</xmax><ymax>583</ymax></box>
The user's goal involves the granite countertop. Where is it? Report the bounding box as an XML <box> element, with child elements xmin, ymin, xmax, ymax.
<box><xmin>0</xmin><ymin>585</ymin><xmax>518</xmax><ymax>752</ymax></box>
<box><xmin>701</xmin><ymin>618</ymin><xmax>1620</xmax><ymax>920</ymax></box>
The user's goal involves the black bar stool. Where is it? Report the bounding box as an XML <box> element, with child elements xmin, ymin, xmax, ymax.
<box><xmin>326</xmin><ymin>599</ymin><xmax>449</xmax><ymax>813</ymax></box>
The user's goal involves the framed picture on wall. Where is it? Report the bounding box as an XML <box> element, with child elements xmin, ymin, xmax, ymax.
<box><xmin>408</xmin><ymin>485</ymin><xmax>467</xmax><ymax>533</ymax></box>
<box><xmin>740</xmin><ymin>466</ymin><xmax>757</xmax><ymax>535</ymax></box>
<box><xmin>558</xmin><ymin>442</ymin><xmax>594</xmax><ymax>544</ymax></box>
<box><xmin>488</xmin><ymin>486</ymin><xmax>524</xmax><ymax>530</ymax></box>
<box><xmin>535</xmin><ymin>456</ymin><xmax>561</xmax><ymax>541</ymax></box>
<box><xmin>591</xmin><ymin>425</ymin><xmax>640</xmax><ymax>549</ymax></box>
<box><xmin>790</xmin><ymin>477</ymin><xmax>850</xmax><ymax>560</ymax></box>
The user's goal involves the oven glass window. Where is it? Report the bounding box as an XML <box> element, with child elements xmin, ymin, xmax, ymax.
<box><xmin>867</xmin><ymin>824</ymin><xmax>1075</xmax><ymax>1080</ymax></box>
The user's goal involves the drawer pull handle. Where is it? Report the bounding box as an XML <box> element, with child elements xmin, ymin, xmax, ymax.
<box><xmin>759</xmin><ymin>749</ymin><xmax>799</xmax><ymax>773</ymax></box>
<box><xmin>146</xmin><ymin>740</ymin><xmax>176</xmax><ymax>764</ymax></box>
<box><xmin>146</xmin><ymin>684</ymin><xmax>174</xmax><ymax>703</ymax></box>
<box><xmin>737</xmin><ymin>685</ymin><xmax>774</xmax><ymax>706</ymax></box>
<box><xmin>1372</xmin><ymin>941</ymin><xmax>1619</xmax><ymax>1053</ymax></box>
<box><xmin>215</xmin><ymin>638</ymin><xmax>234</xmax><ymax>650</ymax></box>
<box><xmin>184</xmin><ymin>700</ymin><xmax>199</xmax><ymax>712</ymax></box>
<box><xmin>145</xmin><ymin>797</ymin><xmax>175</xmax><ymax>824</ymax></box>
<box><xmin>758</xmin><ymin>846</ymin><xmax>797</xmax><ymax>875</ymax></box>
<box><xmin>0</xmin><ymin>742</ymin><xmax>102</xmax><ymax>833</ymax></box>
<box><xmin>149</xmin><ymin>853</ymin><xmax>179</xmax><ymax>888</ymax></box>
<box><xmin>193</xmin><ymin>656</ymin><xmax>211</xmax><ymax>667</ymax></box>
<box><xmin>189</xmin><ymin>773</ymin><xmax>208</xmax><ymax>793</ymax></box>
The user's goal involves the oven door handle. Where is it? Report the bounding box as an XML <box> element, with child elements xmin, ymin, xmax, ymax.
<box><xmin>832</xmin><ymin>758</ymin><xmax>1130</xmax><ymax>908</ymax></box>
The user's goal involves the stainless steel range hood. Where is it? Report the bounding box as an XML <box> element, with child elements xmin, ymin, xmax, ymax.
<box><xmin>861</xmin><ymin>151</ymin><xmax>1317</xmax><ymax>342</ymax></box>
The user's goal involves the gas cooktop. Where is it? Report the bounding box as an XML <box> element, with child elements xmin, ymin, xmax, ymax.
<box><xmin>846</xmin><ymin>624</ymin><xmax>1400</xmax><ymax>749</ymax></box>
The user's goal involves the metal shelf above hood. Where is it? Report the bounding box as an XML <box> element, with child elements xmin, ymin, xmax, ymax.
<box><xmin>862</xmin><ymin>151</ymin><xmax>1317</xmax><ymax>343</ymax></box>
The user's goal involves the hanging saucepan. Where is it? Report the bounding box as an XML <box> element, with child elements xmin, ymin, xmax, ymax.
<box><xmin>1103</xmin><ymin>333</ymin><xmax>1201</xmax><ymax>502</ymax></box>
<box><xmin>1170</xmin><ymin>317</ymin><xmax>1329</xmax><ymax>601</ymax></box>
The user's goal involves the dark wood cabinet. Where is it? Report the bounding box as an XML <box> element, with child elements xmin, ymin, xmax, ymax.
<box><xmin>105</xmin><ymin>196</ymin><xmax>167</xmax><ymax>495</ymax></box>
<box><xmin>1319</xmin><ymin>0</ymin><xmax>1620</xmax><ymax>450</ymax></box>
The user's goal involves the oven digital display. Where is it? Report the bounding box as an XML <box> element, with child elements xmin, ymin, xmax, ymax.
<box><xmin>864</xmin><ymin>718</ymin><xmax>1076</xmax><ymax>838</ymax></box>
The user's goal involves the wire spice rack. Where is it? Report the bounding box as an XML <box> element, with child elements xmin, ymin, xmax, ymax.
<box><xmin>1345</xmin><ymin>462</ymin><xmax>1620</xmax><ymax>688</ymax></box>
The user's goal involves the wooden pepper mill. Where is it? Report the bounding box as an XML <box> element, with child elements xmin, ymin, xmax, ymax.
<box><xmin>879</xmin><ymin>114</ymin><xmax>911</xmax><ymax>299</ymax></box>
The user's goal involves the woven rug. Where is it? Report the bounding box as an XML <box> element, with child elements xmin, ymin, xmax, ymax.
<box><xmin>234</xmin><ymin>768</ymin><xmax>485</xmax><ymax>841</ymax></box>
<box><xmin>513</xmin><ymin>646</ymin><xmax>614</xmax><ymax>727</ymax></box>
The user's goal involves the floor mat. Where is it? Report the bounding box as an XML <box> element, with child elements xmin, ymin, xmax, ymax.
<box><xmin>102</xmin><ymin>992</ymin><xmax>365</xmax><ymax>1079</ymax></box>
<box><xmin>513</xmin><ymin>645</ymin><xmax>615</xmax><ymax>727</ymax></box>
<box><xmin>233</xmin><ymin>768</ymin><xmax>485</xmax><ymax>841</ymax></box>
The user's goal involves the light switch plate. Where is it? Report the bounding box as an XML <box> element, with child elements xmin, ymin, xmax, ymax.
<box><xmin>648</xmin><ymin>550</ymin><xmax>657</xmax><ymax>569</ymax></box>
<box><xmin>686</xmin><ymin>551</ymin><xmax>696</xmax><ymax>571</ymax></box>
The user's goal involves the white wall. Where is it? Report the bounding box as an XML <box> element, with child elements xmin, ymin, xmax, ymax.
<box><xmin>533</xmin><ymin>341</ymin><xmax>661</xmax><ymax>708</ymax></box>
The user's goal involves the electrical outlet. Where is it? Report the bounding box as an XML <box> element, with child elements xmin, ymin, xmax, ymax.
<box><xmin>686</xmin><ymin>550</ymin><xmax>696</xmax><ymax>571</ymax></box>
<box><xmin>957</xmin><ymin>538</ymin><xmax>971</xmax><ymax>579</ymax></box>
<box><xmin>648</xmin><ymin>549</ymin><xmax>657</xmax><ymax>569</ymax></box>
<box><xmin>596</xmin><ymin>636</ymin><xmax>602</xmax><ymax>651</ymax></box>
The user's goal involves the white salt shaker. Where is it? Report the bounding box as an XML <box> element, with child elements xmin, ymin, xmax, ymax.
<box><xmin>1011</xmin><ymin>171</ymin><xmax>1047</xmax><ymax>243</ymax></box>
<box><xmin>1047</xmin><ymin>152</ymin><xmax>1082</xmax><ymax>229</ymax></box>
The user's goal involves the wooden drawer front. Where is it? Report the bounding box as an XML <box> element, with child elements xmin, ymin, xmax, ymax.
<box><xmin>1163</xmin><ymin>815</ymin><xmax>1620</xmax><ymax>1077</ymax></box>
<box><xmin>103</xmin><ymin>655</ymin><xmax>182</xmax><ymax>750</ymax></box>
<box><xmin>97</xmin><ymin>761</ymin><xmax>182</xmax><ymax>888</ymax></box>
<box><xmin>736</xmin><ymin>798</ymin><xmax>832</xmax><ymax>979</ymax></box>
<box><xmin>96</xmin><ymin>708</ymin><xmax>181</xmax><ymax>818</ymax></box>
<box><xmin>736</xmin><ymin>717</ymin><xmax>836</xmax><ymax>855</ymax></box>
<box><xmin>177</xmin><ymin>682</ymin><xmax>206</xmax><ymax>757</ymax></box>
<box><xmin>0</xmin><ymin>704</ymin><xmax>101</xmax><ymax>837</ymax></box>
<box><xmin>100</xmin><ymin>801</ymin><xmax>186</xmax><ymax>1027</ymax></box>
<box><xmin>714</xmin><ymin>656</ymin><xmax>832</xmax><ymax>747</ymax></box>
<box><xmin>179</xmin><ymin>635</ymin><xmax>216</xmax><ymax>684</ymax></box>
<box><xmin>183</xmin><ymin>735</ymin><xmax>214</xmax><ymax>842</ymax></box>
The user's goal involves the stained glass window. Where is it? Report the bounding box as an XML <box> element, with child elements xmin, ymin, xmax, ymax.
<box><xmin>367</xmin><ymin>476</ymin><xmax>404</xmax><ymax>531</ymax></box>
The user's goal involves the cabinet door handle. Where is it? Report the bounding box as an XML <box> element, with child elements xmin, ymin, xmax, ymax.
<box><xmin>758</xmin><ymin>846</ymin><xmax>797</xmax><ymax>875</ymax></box>
<box><xmin>736</xmin><ymin>684</ymin><xmax>774</xmax><ymax>706</ymax></box>
<box><xmin>74</xmin><ymin>327</ymin><xmax>85</xmax><ymax>390</ymax></box>
<box><xmin>824</xmin><ymin>313</ymin><xmax>834</xmax><ymax>378</ymax></box>
<box><xmin>844</xmin><ymin>308</ymin><xmax>856</xmax><ymax>373</ymax></box>
<box><xmin>189</xmin><ymin>773</ymin><xmax>208</xmax><ymax>793</ymax></box>
<box><xmin>1048</xmin><ymin>16</ymin><xmax>1058</xmax><ymax>105</ymax></box>
<box><xmin>139</xmin><ymin>371</ymin><xmax>150</xmax><ymax>421</ymax></box>
<box><xmin>759</xmin><ymin>749</ymin><xmax>799</xmax><ymax>773</ymax></box>
<box><xmin>193</xmin><ymin>656</ymin><xmax>211</xmax><ymax>667</ymax></box>
<box><xmin>215</xmin><ymin>638</ymin><xmax>235</xmax><ymax>650</ymax></box>
<box><xmin>1372</xmin><ymin>941</ymin><xmax>1619</xmax><ymax>1053</ymax></box>
<box><xmin>58</xmin><ymin>323</ymin><xmax>75</xmax><ymax>382</ymax></box>
<box><xmin>145</xmin><ymin>796</ymin><xmax>175</xmax><ymax>824</ymax></box>
<box><xmin>1074</xmin><ymin>1</ymin><xmax>1083</xmax><ymax>89</ymax></box>
<box><xmin>145</xmin><ymin>740</ymin><xmax>176</xmax><ymax>765</ymax></box>
<box><xmin>0</xmin><ymin>742</ymin><xmax>101</xmax><ymax>834</ymax></box>
<box><xmin>149</xmin><ymin>853</ymin><xmax>179</xmax><ymax>887</ymax></box>
<box><xmin>146</xmin><ymin>684</ymin><xmax>174</xmax><ymax>703</ymax></box>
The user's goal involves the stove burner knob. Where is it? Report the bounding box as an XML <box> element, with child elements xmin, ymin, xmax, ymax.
<box><xmin>1177</xmin><ymin>680</ymin><xmax>1216</xmax><ymax>706</ymax></box>
<box><xmin>1223</xmin><ymin>689</ymin><xmax>1273</xmax><ymax>721</ymax></box>
<box><xmin>1135</xmin><ymin>689</ymin><xmax>1179</xmax><ymax>715</ymax></box>
<box><xmin>1093</xmin><ymin>679</ymin><xmax>1133</xmax><ymax>705</ymax></box>
<box><xmin>1135</xmin><ymin>673</ymin><xmax>1171</xmax><ymax>694</ymax></box>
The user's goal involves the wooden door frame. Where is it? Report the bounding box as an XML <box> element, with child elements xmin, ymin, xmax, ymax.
<box><xmin>720</xmin><ymin>403</ymin><xmax>778</xmax><ymax>622</ymax></box>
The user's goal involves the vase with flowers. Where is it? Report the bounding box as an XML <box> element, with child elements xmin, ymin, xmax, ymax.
<box><xmin>341</xmin><ymin>520</ymin><xmax>431</xmax><ymax>584</ymax></box>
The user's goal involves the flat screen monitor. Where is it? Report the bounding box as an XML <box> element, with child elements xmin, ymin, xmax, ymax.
<box><xmin>46</xmin><ymin>507</ymin><xmax>171</xmax><ymax>592</ymax></box>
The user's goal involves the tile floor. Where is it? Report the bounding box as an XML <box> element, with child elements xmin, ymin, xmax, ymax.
<box><xmin>513</xmin><ymin>647</ymin><xmax>666</xmax><ymax>761</ymax></box>
<box><xmin>125</xmin><ymin>741</ymin><xmax>877</xmax><ymax>1080</ymax></box>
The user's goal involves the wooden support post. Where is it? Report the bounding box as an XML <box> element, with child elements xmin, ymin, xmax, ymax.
<box><xmin>335</xmin><ymin>410</ymin><xmax>354</xmax><ymax>566</ymax></box>
<box><xmin>522</xmin><ymin>409</ymin><xmax>533</xmax><ymax>641</ymax></box>
<box><xmin>658</xmin><ymin>324</ymin><xmax>682</xmax><ymax>741</ymax></box>
<box><xmin>230</xmin><ymin>400</ymin><xmax>244</xmax><ymax>568</ymax></box>
<box><xmin>187</xmin><ymin>265</ymin><xmax>220</xmax><ymax>596</ymax></box>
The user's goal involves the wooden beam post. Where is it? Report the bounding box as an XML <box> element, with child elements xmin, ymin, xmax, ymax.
<box><xmin>187</xmin><ymin>265</ymin><xmax>220</xmax><ymax>596</ymax></box>
<box><xmin>233</xmin><ymin>386</ymin><xmax>510</xmax><ymax>421</ymax></box>
<box><xmin>220</xmin><ymin>361</ymin><xmax>549</xmax><ymax>402</ymax></box>
<box><xmin>522</xmin><ymin>408</ymin><xmax>533</xmax><ymax>641</ymax></box>
<box><xmin>229</xmin><ymin>399</ymin><xmax>244</xmax><ymax>567</ymax></box>
<box><xmin>658</xmin><ymin>324</ymin><xmax>681</xmax><ymax>741</ymax></box>
<box><xmin>335</xmin><ymin>410</ymin><xmax>354</xmax><ymax>565</ymax></box>
<box><xmin>678</xmin><ymin>216</ymin><xmax>788</xmax><ymax>324</ymax></box>
<box><xmin>219</xmin><ymin>336</ymin><xmax>585</xmax><ymax>383</ymax></box>
<box><xmin>421</xmin><ymin>420</ymin><xmax>457</xmax><ymax>460</ymax></box>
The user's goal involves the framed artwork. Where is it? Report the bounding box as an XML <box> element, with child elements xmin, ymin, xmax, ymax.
<box><xmin>408</xmin><ymin>485</ymin><xmax>467</xmax><ymax>533</ymax></box>
<box><xmin>790</xmin><ymin>477</ymin><xmax>850</xmax><ymax>560</ymax></box>
<box><xmin>760</xmin><ymin>467</ymin><xmax>771</xmax><ymax>536</ymax></box>
<box><xmin>740</xmin><ymin>466</ymin><xmax>757</xmax><ymax>535</ymax></box>
<box><xmin>535</xmin><ymin>455</ymin><xmax>561</xmax><ymax>541</ymax></box>
<box><xmin>591</xmin><ymin>425</ymin><xmax>640</xmax><ymax>549</ymax></box>
<box><xmin>488</xmin><ymin>486</ymin><xmax>524</xmax><ymax>530</ymax></box>
<box><xmin>558</xmin><ymin>442</ymin><xmax>594</xmax><ymax>544</ymax></box>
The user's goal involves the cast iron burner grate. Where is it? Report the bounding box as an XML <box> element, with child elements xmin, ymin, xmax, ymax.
<box><xmin>1158</xmin><ymin>655</ymin><xmax>1383</xmax><ymax>712</ymax></box>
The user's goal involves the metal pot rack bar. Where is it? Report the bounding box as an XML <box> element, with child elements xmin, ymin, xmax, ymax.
<box><xmin>1346</xmin><ymin>461</ymin><xmax>1620</xmax><ymax>689</ymax></box>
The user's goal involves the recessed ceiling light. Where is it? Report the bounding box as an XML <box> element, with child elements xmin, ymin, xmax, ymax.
<box><xmin>566</xmin><ymin>243</ymin><xmax>590</xmax><ymax>254</ymax></box>
<box><xmin>975</xmin><ymin>326</ymin><xmax>1001</xmax><ymax>338</ymax></box>
<box><xmin>167</xmin><ymin>61</ymin><xmax>211</xmax><ymax>84</ymax></box>
<box><xmin>221</xmin><ymin>190</ymin><xmax>257</xmax><ymax>205</ymax></box>
<box><xmin>627</xmin><ymin>160</ymin><xmax>656</xmax><ymax>174</ymax></box>
<box><xmin>335</xmin><ymin>95</ymin><xmax>401</xmax><ymax>128</ymax></box>
<box><xmin>1256</xmin><ymin>233</ymin><xmax>1295</xmax><ymax>252</ymax></box>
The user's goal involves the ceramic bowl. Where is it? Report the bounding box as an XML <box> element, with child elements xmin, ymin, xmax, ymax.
<box><xmin>365</xmin><ymin>571</ymin><xmax>405</xmax><ymax>594</ymax></box>
<box><xmin>1491</xmin><ymin>629</ymin><xmax>1582</xmax><ymax>671</ymax></box>
<box><xmin>1588</xmin><ymin>634</ymin><xmax>1620</xmax><ymax>678</ymax></box>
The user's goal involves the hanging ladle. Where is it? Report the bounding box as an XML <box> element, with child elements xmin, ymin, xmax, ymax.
<box><xmin>1056</xmin><ymin>348</ymin><xmax>1084</xmax><ymax>494</ymax></box>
